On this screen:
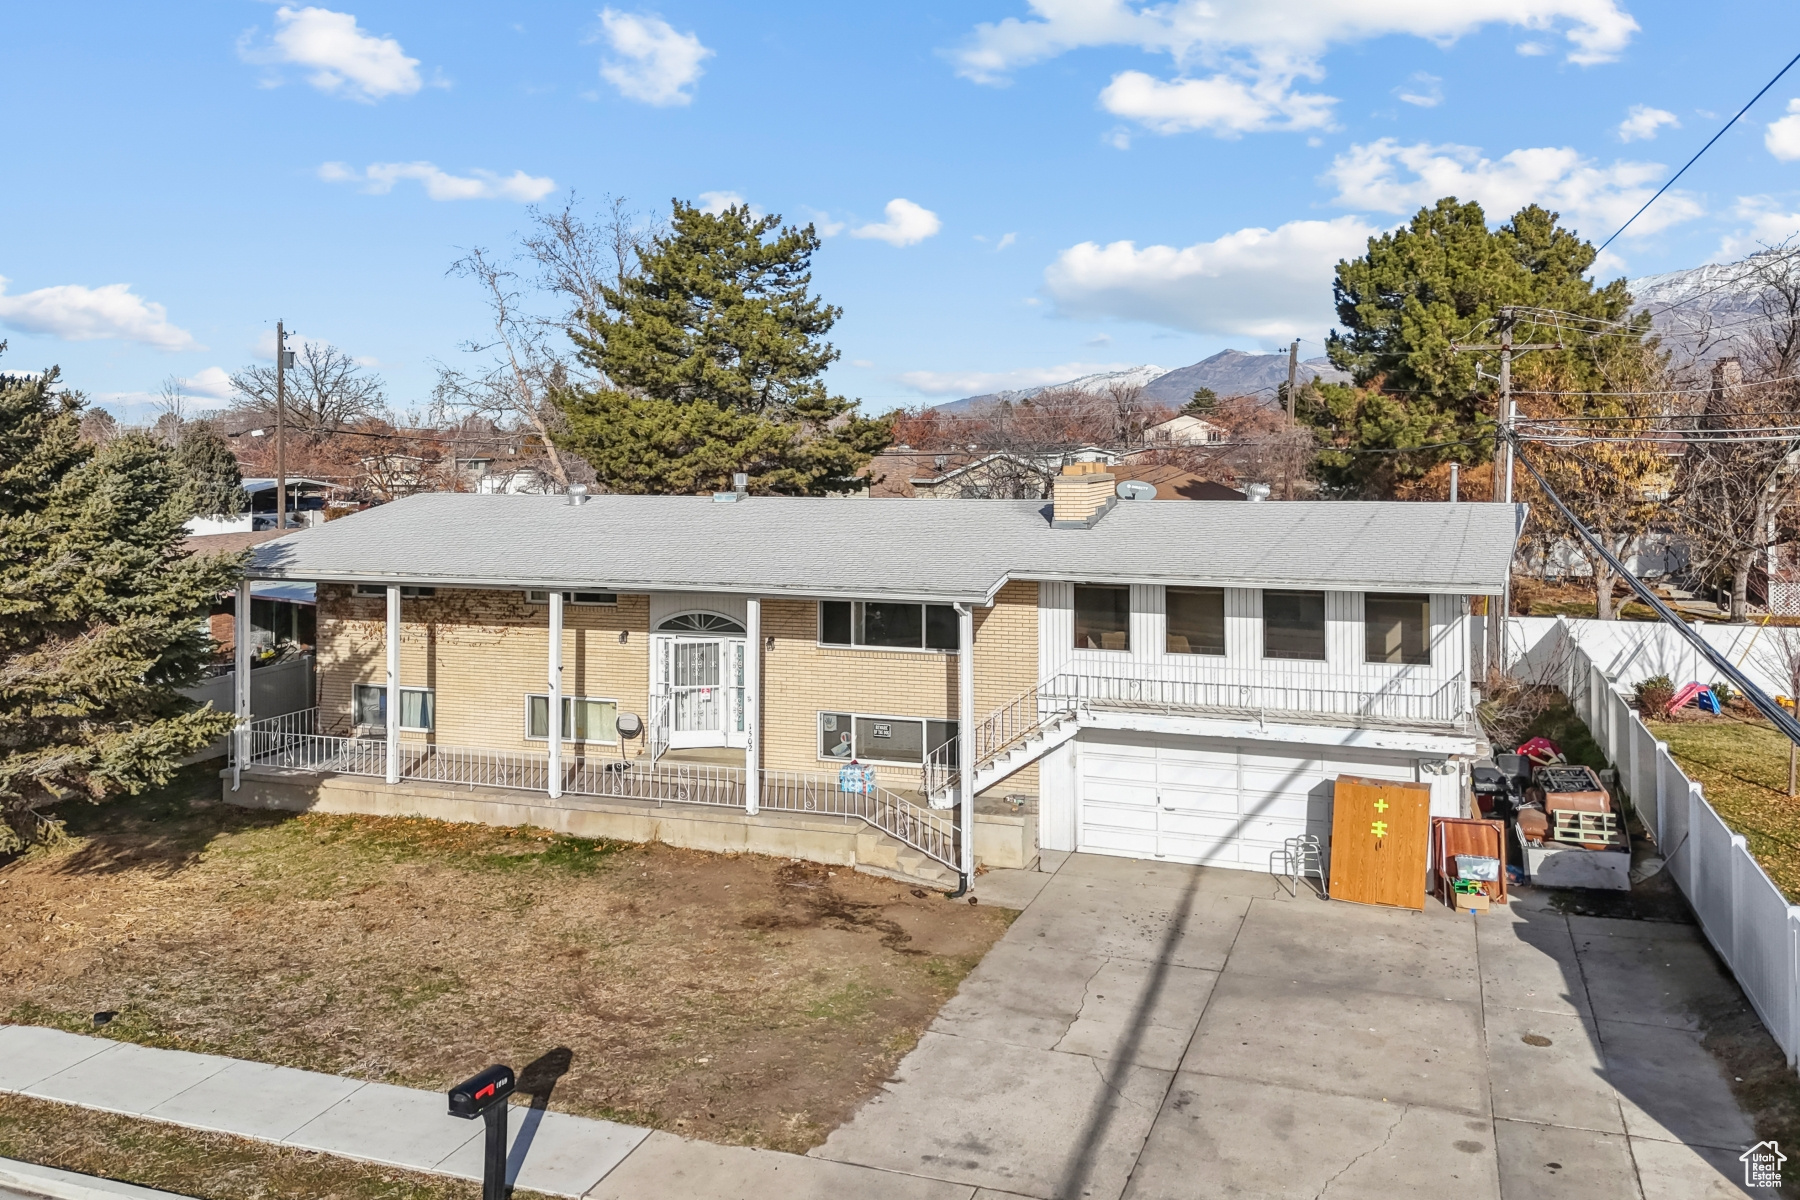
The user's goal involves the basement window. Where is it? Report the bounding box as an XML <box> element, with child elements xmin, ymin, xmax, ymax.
<box><xmin>818</xmin><ymin>601</ymin><xmax>959</xmax><ymax>651</ymax></box>
<box><xmin>352</xmin><ymin>684</ymin><xmax>434</xmax><ymax>732</ymax></box>
<box><xmin>1074</xmin><ymin>585</ymin><xmax>1130</xmax><ymax>651</ymax></box>
<box><xmin>1165</xmin><ymin>587</ymin><xmax>1226</xmax><ymax>656</ymax></box>
<box><xmin>525</xmin><ymin>694</ymin><xmax>619</xmax><ymax>743</ymax></box>
<box><xmin>1365</xmin><ymin>593</ymin><xmax>1432</xmax><ymax>665</ymax></box>
<box><xmin>1262</xmin><ymin>590</ymin><xmax>1327</xmax><ymax>661</ymax></box>
<box><xmin>818</xmin><ymin>711</ymin><xmax>958</xmax><ymax>766</ymax></box>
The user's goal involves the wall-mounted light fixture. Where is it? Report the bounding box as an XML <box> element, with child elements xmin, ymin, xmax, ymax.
<box><xmin>618</xmin><ymin>630</ymin><xmax>629</xmax><ymax>644</ymax></box>
<box><xmin>764</xmin><ymin>635</ymin><xmax>775</xmax><ymax>651</ymax></box>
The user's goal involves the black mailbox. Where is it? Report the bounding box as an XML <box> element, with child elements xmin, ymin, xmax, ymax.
<box><xmin>448</xmin><ymin>1064</ymin><xmax>516</xmax><ymax>1119</ymax></box>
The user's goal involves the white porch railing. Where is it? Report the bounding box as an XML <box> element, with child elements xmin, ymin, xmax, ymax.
<box><xmin>240</xmin><ymin>709</ymin><xmax>957</xmax><ymax>873</ymax></box>
<box><xmin>924</xmin><ymin>667</ymin><xmax>1474</xmax><ymax>797</ymax></box>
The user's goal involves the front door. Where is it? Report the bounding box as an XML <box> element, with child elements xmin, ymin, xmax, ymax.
<box><xmin>655</xmin><ymin>635</ymin><xmax>746</xmax><ymax>749</ymax></box>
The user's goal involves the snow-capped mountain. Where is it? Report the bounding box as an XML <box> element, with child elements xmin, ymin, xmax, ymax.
<box><xmin>1629</xmin><ymin>251</ymin><xmax>1792</xmax><ymax>365</ymax></box>
<box><xmin>936</xmin><ymin>349</ymin><xmax>1350</xmax><ymax>412</ymax></box>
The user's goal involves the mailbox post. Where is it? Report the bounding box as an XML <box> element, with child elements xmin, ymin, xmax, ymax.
<box><xmin>448</xmin><ymin>1064</ymin><xmax>516</xmax><ymax>1200</ymax></box>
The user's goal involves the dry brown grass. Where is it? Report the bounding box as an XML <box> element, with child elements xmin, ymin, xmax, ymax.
<box><xmin>0</xmin><ymin>1093</ymin><xmax>554</xmax><ymax>1200</ymax></box>
<box><xmin>1</xmin><ymin>767</ymin><xmax>1012</xmax><ymax>1153</ymax></box>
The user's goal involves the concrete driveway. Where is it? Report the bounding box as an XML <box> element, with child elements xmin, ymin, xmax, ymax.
<box><xmin>814</xmin><ymin>851</ymin><xmax>1761</xmax><ymax>1200</ymax></box>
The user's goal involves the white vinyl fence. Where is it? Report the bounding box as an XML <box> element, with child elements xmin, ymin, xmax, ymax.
<box><xmin>1536</xmin><ymin>618</ymin><xmax>1800</xmax><ymax>1068</ymax></box>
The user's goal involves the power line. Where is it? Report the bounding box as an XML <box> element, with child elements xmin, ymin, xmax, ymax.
<box><xmin>1598</xmin><ymin>49</ymin><xmax>1800</xmax><ymax>252</ymax></box>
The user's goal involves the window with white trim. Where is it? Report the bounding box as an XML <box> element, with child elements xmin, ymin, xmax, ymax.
<box><xmin>526</xmin><ymin>590</ymin><xmax>618</xmax><ymax>606</ymax></box>
<box><xmin>525</xmin><ymin>694</ymin><xmax>619</xmax><ymax>743</ymax></box>
<box><xmin>352</xmin><ymin>684</ymin><xmax>434</xmax><ymax>731</ymax></box>
<box><xmin>818</xmin><ymin>711</ymin><xmax>957</xmax><ymax>765</ymax></box>
<box><xmin>818</xmin><ymin>601</ymin><xmax>958</xmax><ymax>650</ymax></box>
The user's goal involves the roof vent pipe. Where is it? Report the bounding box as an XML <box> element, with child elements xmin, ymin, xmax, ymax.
<box><xmin>733</xmin><ymin>472</ymin><xmax>748</xmax><ymax>496</ymax></box>
<box><xmin>566</xmin><ymin>484</ymin><xmax>589</xmax><ymax>506</ymax></box>
<box><xmin>1245</xmin><ymin>483</ymin><xmax>1270</xmax><ymax>502</ymax></box>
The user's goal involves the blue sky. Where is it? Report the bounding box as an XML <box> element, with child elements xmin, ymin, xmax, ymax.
<box><xmin>5</xmin><ymin>1</ymin><xmax>1800</xmax><ymax>419</ymax></box>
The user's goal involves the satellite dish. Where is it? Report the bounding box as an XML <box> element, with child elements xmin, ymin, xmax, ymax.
<box><xmin>616</xmin><ymin>713</ymin><xmax>644</xmax><ymax>740</ymax></box>
<box><xmin>1115</xmin><ymin>480</ymin><xmax>1156</xmax><ymax>502</ymax></box>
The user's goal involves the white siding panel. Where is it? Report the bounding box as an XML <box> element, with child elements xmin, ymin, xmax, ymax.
<box><xmin>1038</xmin><ymin>740</ymin><xmax>1077</xmax><ymax>852</ymax></box>
<box><xmin>1038</xmin><ymin>581</ymin><xmax>1073</xmax><ymax>679</ymax></box>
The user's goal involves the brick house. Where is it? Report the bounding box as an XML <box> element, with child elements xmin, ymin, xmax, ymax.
<box><xmin>228</xmin><ymin>468</ymin><xmax>1517</xmax><ymax>890</ymax></box>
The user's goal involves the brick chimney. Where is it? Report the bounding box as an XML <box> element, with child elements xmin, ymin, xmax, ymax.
<box><xmin>1051</xmin><ymin>461</ymin><xmax>1116</xmax><ymax>528</ymax></box>
<box><xmin>1705</xmin><ymin>356</ymin><xmax>1745</xmax><ymax>427</ymax></box>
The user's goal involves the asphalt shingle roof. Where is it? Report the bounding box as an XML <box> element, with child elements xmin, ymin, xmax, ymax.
<box><xmin>246</xmin><ymin>492</ymin><xmax>1521</xmax><ymax>602</ymax></box>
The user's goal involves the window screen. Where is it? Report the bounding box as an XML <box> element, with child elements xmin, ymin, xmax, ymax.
<box><xmin>1365</xmin><ymin>593</ymin><xmax>1431</xmax><ymax>665</ymax></box>
<box><xmin>924</xmin><ymin>605</ymin><xmax>959</xmax><ymax>650</ymax></box>
<box><xmin>1166</xmin><ymin>587</ymin><xmax>1226</xmax><ymax>655</ymax></box>
<box><xmin>1074</xmin><ymin>586</ymin><xmax>1131</xmax><ymax>651</ymax></box>
<box><xmin>1263</xmin><ymin>590</ymin><xmax>1326</xmax><ymax>660</ymax></box>
<box><xmin>860</xmin><ymin>602</ymin><xmax>922</xmax><ymax>648</ymax></box>
<box><xmin>355</xmin><ymin>685</ymin><xmax>433</xmax><ymax>730</ymax></box>
<box><xmin>820</xmin><ymin>711</ymin><xmax>855</xmax><ymax>759</ymax></box>
<box><xmin>818</xmin><ymin>601</ymin><xmax>960</xmax><ymax>650</ymax></box>
<box><xmin>855</xmin><ymin>716</ymin><xmax>925</xmax><ymax>763</ymax></box>
<box><xmin>527</xmin><ymin>695</ymin><xmax>620</xmax><ymax>742</ymax></box>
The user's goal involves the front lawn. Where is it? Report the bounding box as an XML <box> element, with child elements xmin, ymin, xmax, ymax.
<box><xmin>1645</xmin><ymin>712</ymin><xmax>1800</xmax><ymax>903</ymax></box>
<box><xmin>0</xmin><ymin>766</ymin><xmax>1012</xmax><ymax>1153</ymax></box>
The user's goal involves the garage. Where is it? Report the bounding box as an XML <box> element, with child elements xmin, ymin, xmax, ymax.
<box><xmin>1075</xmin><ymin>731</ymin><xmax>1422</xmax><ymax>870</ymax></box>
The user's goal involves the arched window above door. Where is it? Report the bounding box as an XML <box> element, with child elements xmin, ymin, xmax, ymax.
<box><xmin>657</xmin><ymin>612</ymin><xmax>746</xmax><ymax>635</ymax></box>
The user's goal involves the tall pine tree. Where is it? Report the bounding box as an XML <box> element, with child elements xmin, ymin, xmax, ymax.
<box><xmin>0</xmin><ymin>358</ymin><xmax>241</xmax><ymax>849</ymax></box>
<box><xmin>174</xmin><ymin>421</ymin><xmax>246</xmax><ymax>517</ymax></box>
<box><xmin>558</xmin><ymin>200</ymin><xmax>889</xmax><ymax>494</ymax></box>
<box><xmin>1305</xmin><ymin>199</ymin><xmax>1655</xmax><ymax>496</ymax></box>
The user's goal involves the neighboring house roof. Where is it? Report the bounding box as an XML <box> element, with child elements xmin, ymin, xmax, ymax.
<box><xmin>1110</xmin><ymin>463</ymin><xmax>1245</xmax><ymax>501</ymax></box>
<box><xmin>242</xmin><ymin>478</ymin><xmax>334</xmax><ymax>494</ymax></box>
<box><xmin>247</xmin><ymin>492</ymin><xmax>1521</xmax><ymax>603</ymax></box>
<box><xmin>183</xmin><ymin>529</ymin><xmax>289</xmax><ymax>556</ymax></box>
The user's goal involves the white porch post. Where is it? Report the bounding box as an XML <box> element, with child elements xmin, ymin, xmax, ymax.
<box><xmin>385</xmin><ymin>585</ymin><xmax>401</xmax><ymax>784</ymax></box>
<box><xmin>958</xmin><ymin>603</ymin><xmax>976</xmax><ymax>882</ymax></box>
<box><xmin>232</xmin><ymin>581</ymin><xmax>252</xmax><ymax>791</ymax></box>
<box><xmin>745</xmin><ymin>598</ymin><xmax>761</xmax><ymax>815</ymax></box>
<box><xmin>548</xmin><ymin>590</ymin><xmax>564</xmax><ymax>799</ymax></box>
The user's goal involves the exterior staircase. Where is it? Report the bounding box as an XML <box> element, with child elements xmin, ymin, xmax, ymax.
<box><xmin>854</xmin><ymin>827</ymin><xmax>959</xmax><ymax>888</ymax></box>
<box><xmin>925</xmin><ymin>680</ymin><xmax>1082</xmax><ymax>808</ymax></box>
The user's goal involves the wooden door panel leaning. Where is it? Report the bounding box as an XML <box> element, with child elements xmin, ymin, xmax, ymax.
<box><xmin>1328</xmin><ymin>775</ymin><xmax>1432</xmax><ymax>910</ymax></box>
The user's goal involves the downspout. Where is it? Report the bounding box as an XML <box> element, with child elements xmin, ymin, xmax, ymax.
<box><xmin>950</xmin><ymin>602</ymin><xmax>976</xmax><ymax>896</ymax></box>
<box><xmin>385</xmin><ymin>585</ymin><xmax>401</xmax><ymax>785</ymax></box>
<box><xmin>548</xmin><ymin>590</ymin><xmax>563</xmax><ymax>799</ymax></box>
<box><xmin>745</xmin><ymin>598</ymin><xmax>761</xmax><ymax>815</ymax></box>
<box><xmin>232</xmin><ymin>580</ymin><xmax>252</xmax><ymax>791</ymax></box>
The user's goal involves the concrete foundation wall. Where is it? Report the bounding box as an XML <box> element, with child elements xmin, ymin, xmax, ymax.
<box><xmin>225</xmin><ymin>768</ymin><xmax>1036</xmax><ymax>873</ymax></box>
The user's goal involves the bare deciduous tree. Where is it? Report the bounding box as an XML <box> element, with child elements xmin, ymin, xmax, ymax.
<box><xmin>229</xmin><ymin>342</ymin><xmax>387</xmax><ymax>442</ymax></box>
<box><xmin>432</xmin><ymin>193</ymin><xmax>654</xmax><ymax>491</ymax></box>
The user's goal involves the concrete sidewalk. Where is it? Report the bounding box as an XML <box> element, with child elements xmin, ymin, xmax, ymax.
<box><xmin>0</xmin><ymin>1026</ymin><xmax>646</xmax><ymax>1199</ymax></box>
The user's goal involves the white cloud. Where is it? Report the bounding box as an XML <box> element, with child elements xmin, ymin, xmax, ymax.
<box><xmin>0</xmin><ymin>277</ymin><xmax>197</xmax><ymax>350</ymax></box>
<box><xmin>597</xmin><ymin>9</ymin><xmax>712</xmax><ymax>106</ymax></box>
<box><xmin>1617</xmin><ymin>104</ymin><xmax>1679</xmax><ymax>142</ymax></box>
<box><xmin>899</xmin><ymin>361</ymin><xmax>1145</xmax><ymax>397</ymax></box>
<box><xmin>1043</xmin><ymin>216</ymin><xmax>1377</xmax><ymax>342</ymax></box>
<box><xmin>1395</xmin><ymin>72</ymin><xmax>1442</xmax><ymax>109</ymax></box>
<box><xmin>851</xmin><ymin>199</ymin><xmax>942</xmax><ymax>247</ymax></box>
<box><xmin>952</xmin><ymin>1</ymin><xmax>1636</xmax><ymax>138</ymax></box>
<box><xmin>697</xmin><ymin>190</ymin><xmax>769</xmax><ymax>218</ymax></box>
<box><xmin>245</xmin><ymin>6</ymin><xmax>423</xmax><ymax>102</ymax></box>
<box><xmin>1717</xmin><ymin>196</ymin><xmax>1800</xmax><ymax>259</ymax></box>
<box><xmin>1768</xmin><ymin>99</ymin><xmax>1800</xmax><ymax>162</ymax></box>
<box><xmin>1516</xmin><ymin>40</ymin><xmax>1550</xmax><ymax>56</ymax></box>
<box><xmin>1325</xmin><ymin>138</ymin><xmax>1704</xmax><ymax>239</ymax></box>
<box><xmin>178</xmin><ymin>366</ymin><xmax>236</xmax><ymax>405</ymax></box>
<box><xmin>1099</xmin><ymin>69</ymin><xmax>1334</xmax><ymax>136</ymax></box>
<box><xmin>850</xmin><ymin>358</ymin><xmax>876</xmax><ymax>368</ymax></box>
<box><xmin>319</xmin><ymin>161</ymin><xmax>555</xmax><ymax>202</ymax></box>
<box><xmin>996</xmin><ymin>232</ymin><xmax>1018</xmax><ymax>250</ymax></box>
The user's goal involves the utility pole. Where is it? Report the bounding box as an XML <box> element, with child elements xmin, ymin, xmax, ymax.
<box><xmin>1450</xmin><ymin>308</ymin><xmax>1561</xmax><ymax>504</ymax></box>
<box><xmin>1449</xmin><ymin>307</ymin><xmax>1562</xmax><ymax>674</ymax></box>
<box><xmin>275</xmin><ymin>319</ymin><xmax>288</xmax><ymax>530</ymax></box>
<box><xmin>1286</xmin><ymin>339</ymin><xmax>1299</xmax><ymax>419</ymax></box>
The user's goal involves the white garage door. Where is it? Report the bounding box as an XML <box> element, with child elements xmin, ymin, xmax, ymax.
<box><xmin>1078</xmin><ymin>734</ymin><xmax>1418</xmax><ymax>869</ymax></box>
